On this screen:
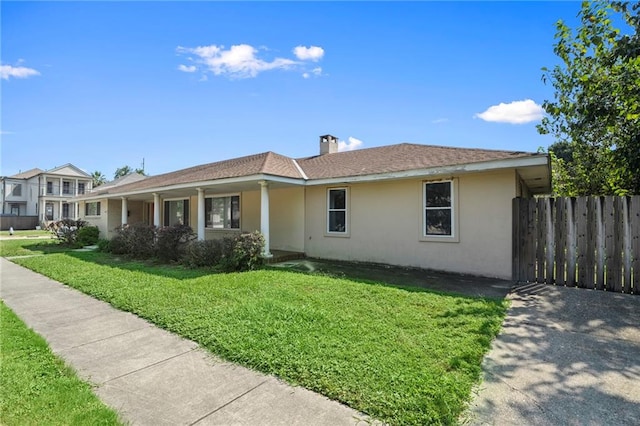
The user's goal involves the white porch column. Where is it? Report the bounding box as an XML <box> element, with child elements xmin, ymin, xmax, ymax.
<box><xmin>121</xmin><ymin>197</ymin><xmax>128</xmax><ymax>226</ymax></box>
<box><xmin>75</xmin><ymin>203</ymin><xmax>79</xmax><ymax>220</ymax></box>
<box><xmin>42</xmin><ymin>176</ymin><xmax>47</xmax><ymax>196</ymax></box>
<box><xmin>153</xmin><ymin>193</ymin><xmax>161</xmax><ymax>227</ymax></box>
<box><xmin>75</xmin><ymin>178</ymin><xmax>79</xmax><ymax>196</ymax></box>
<box><xmin>259</xmin><ymin>180</ymin><xmax>272</xmax><ymax>257</ymax></box>
<box><xmin>59</xmin><ymin>177</ymin><xmax>63</xmax><ymax>196</ymax></box>
<box><xmin>197</xmin><ymin>188</ymin><xmax>205</xmax><ymax>241</ymax></box>
<box><xmin>59</xmin><ymin>200</ymin><xmax>63</xmax><ymax>220</ymax></box>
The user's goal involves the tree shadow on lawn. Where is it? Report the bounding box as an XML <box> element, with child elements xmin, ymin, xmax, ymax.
<box><xmin>269</xmin><ymin>257</ymin><xmax>513</xmax><ymax>300</ymax></box>
<box><xmin>63</xmin><ymin>251</ymin><xmax>219</xmax><ymax>281</ymax></box>
<box><xmin>64</xmin><ymin>251</ymin><xmax>510</xmax><ymax>303</ymax></box>
<box><xmin>468</xmin><ymin>283</ymin><xmax>640</xmax><ymax>425</ymax></box>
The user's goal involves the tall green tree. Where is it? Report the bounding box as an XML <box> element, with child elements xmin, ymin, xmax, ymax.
<box><xmin>91</xmin><ymin>171</ymin><xmax>106</xmax><ymax>187</ymax></box>
<box><xmin>539</xmin><ymin>0</ymin><xmax>640</xmax><ymax>195</ymax></box>
<box><xmin>113</xmin><ymin>166</ymin><xmax>146</xmax><ymax>179</ymax></box>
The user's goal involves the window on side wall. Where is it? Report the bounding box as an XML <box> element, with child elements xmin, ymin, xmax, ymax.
<box><xmin>423</xmin><ymin>180</ymin><xmax>454</xmax><ymax>238</ymax></box>
<box><xmin>85</xmin><ymin>202</ymin><xmax>101</xmax><ymax>216</ymax></box>
<box><xmin>11</xmin><ymin>184</ymin><xmax>22</xmax><ymax>196</ymax></box>
<box><xmin>327</xmin><ymin>188</ymin><xmax>347</xmax><ymax>234</ymax></box>
<box><xmin>205</xmin><ymin>195</ymin><xmax>240</xmax><ymax>229</ymax></box>
<box><xmin>164</xmin><ymin>199</ymin><xmax>190</xmax><ymax>226</ymax></box>
<box><xmin>78</xmin><ymin>183</ymin><xmax>85</xmax><ymax>194</ymax></box>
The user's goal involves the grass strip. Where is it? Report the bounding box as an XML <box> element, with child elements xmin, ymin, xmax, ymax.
<box><xmin>0</xmin><ymin>302</ymin><xmax>122</xmax><ymax>426</ymax></box>
<box><xmin>0</xmin><ymin>238</ymin><xmax>68</xmax><ymax>257</ymax></box>
<box><xmin>11</xmin><ymin>249</ymin><xmax>506</xmax><ymax>425</ymax></box>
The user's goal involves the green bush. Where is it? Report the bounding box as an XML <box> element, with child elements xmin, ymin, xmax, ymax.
<box><xmin>48</xmin><ymin>219</ymin><xmax>89</xmax><ymax>246</ymax></box>
<box><xmin>96</xmin><ymin>238</ymin><xmax>111</xmax><ymax>252</ymax></box>
<box><xmin>110</xmin><ymin>223</ymin><xmax>156</xmax><ymax>259</ymax></box>
<box><xmin>181</xmin><ymin>232</ymin><xmax>265</xmax><ymax>271</ymax></box>
<box><xmin>219</xmin><ymin>232</ymin><xmax>265</xmax><ymax>272</ymax></box>
<box><xmin>76</xmin><ymin>226</ymin><xmax>100</xmax><ymax>247</ymax></box>
<box><xmin>182</xmin><ymin>239</ymin><xmax>224</xmax><ymax>268</ymax></box>
<box><xmin>156</xmin><ymin>224</ymin><xmax>195</xmax><ymax>263</ymax></box>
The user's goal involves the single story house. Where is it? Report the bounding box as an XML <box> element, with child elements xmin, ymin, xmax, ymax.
<box><xmin>76</xmin><ymin>135</ymin><xmax>550</xmax><ymax>279</ymax></box>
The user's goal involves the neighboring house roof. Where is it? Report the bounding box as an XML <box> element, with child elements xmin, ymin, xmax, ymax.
<box><xmin>77</xmin><ymin>142</ymin><xmax>550</xmax><ymax>199</ymax></box>
<box><xmin>8</xmin><ymin>168</ymin><xmax>44</xmax><ymax>179</ymax></box>
<box><xmin>96</xmin><ymin>173</ymin><xmax>149</xmax><ymax>190</ymax></box>
<box><xmin>44</xmin><ymin>163</ymin><xmax>91</xmax><ymax>178</ymax></box>
<box><xmin>297</xmin><ymin>143</ymin><xmax>543</xmax><ymax>179</ymax></box>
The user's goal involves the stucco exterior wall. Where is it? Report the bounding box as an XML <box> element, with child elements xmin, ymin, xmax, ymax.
<box><xmin>80</xmin><ymin>200</ymin><xmax>110</xmax><ymax>239</ymax></box>
<box><xmin>304</xmin><ymin>170</ymin><xmax>517</xmax><ymax>279</ymax></box>
<box><xmin>269</xmin><ymin>187</ymin><xmax>305</xmax><ymax>252</ymax></box>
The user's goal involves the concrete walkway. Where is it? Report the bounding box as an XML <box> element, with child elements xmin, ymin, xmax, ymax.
<box><xmin>468</xmin><ymin>283</ymin><xmax>640</xmax><ymax>425</ymax></box>
<box><xmin>0</xmin><ymin>258</ymin><xmax>373</xmax><ymax>425</ymax></box>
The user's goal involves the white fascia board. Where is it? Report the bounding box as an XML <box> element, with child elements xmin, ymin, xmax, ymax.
<box><xmin>74</xmin><ymin>174</ymin><xmax>305</xmax><ymax>201</ymax></box>
<box><xmin>307</xmin><ymin>155</ymin><xmax>549</xmax><ymax>186</ymax></box>
<box><xmin>292</xmin><ymin>159</ymin><xmax>309</xmax><ymax>180</ymax></box>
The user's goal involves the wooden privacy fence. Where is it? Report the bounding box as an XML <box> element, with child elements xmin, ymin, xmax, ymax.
<box><xmin>0</xmin><ymin>215</ymin><xmax>39</xmax><ymax>231</ymax></box>
<box><xmin>513</xmin><ymin>196</ymin><xmax>640</xmax><ymax>294</ymax></box>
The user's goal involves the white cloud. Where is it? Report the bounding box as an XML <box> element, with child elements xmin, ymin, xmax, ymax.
<box><xmin>338</xmin><ymin>137</ymin><xmax>364</xmax><ymax>152</ymax></box>
<box><xmin>177</xmin><ymin>44</ymin><xmax>298</xmax><ymax>79</ymax></box>
<box><xmin>302</xmin><ymin>67</ymin><xmax>323</xmax><ymax>79</ymax></box>
<box><xmin>1</xmin><ymin>64</ymin><xmax>40</xmax><ymax>80</ymax></box>
<box><xmin>474</xmin><ymin>99</ymin><xmax>544</xmax><ymax>124</ymax></box>
<box><xmin>177</xmin><ymin>64</ymin><xmax>196</xmax><ymax>73</ymax></box>
<box><xmin>293</xmin><ymin>45</ymin><xmax>324</xmax><ymax>61</ymax></box>
<box><xmin>432</xmin><ymin>118</ymin><xmax>448</xmax><ymax>124</ymax></box>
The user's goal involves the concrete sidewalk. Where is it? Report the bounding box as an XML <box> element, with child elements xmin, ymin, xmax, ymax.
<box><xmin>0</xmin><ymin>258</ymin><xmax>373</xmax><ymax>425</ymax></box>
<box><xmin>468</xmin><ymin>283</ymin><xmax>640</xmax><ymax>425</ymax></box>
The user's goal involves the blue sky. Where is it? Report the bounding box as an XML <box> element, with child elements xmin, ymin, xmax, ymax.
<box><xmin>2</xmin><ymin>1</ymin><xmax>585</xmax><ymax>178</ymax></box>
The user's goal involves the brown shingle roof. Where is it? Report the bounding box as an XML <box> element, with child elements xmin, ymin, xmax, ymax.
<box><xmin>297</xmin><ymin>143</ymin><xmax>540</xmax><ymax>179</ymax></box>
<box><xmin>9</xmin><ymin>168</ymin><xmax>44</xmax><ymax>179</ymax></box>
<box><xmin>87</xmin><ymin>152</ymin><xmax>303</xmax><ymax>196</ymax></box>
<box><xmin>81</xmin><ymin>143</ymin><xmax>544</xmax><ymax>197</ymax></box>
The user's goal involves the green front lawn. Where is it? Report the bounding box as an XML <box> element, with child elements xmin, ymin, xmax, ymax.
<box><xmin>11</xmin><ymin>250</ymin><xmax>507</xmax><ymax>425</ymax></box>
<box><xmin>0</xmin><ymin>302</ymin><xmax>122</xmax><ymax>426</ymax></box>
<box><xmin>0</xmin><ymin>238</ymin><xmax>69</xmax><ymax>257</ymax></box>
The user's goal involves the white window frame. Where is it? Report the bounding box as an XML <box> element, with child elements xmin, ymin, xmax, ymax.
<box><xmin>205</xmin><ymin>193</ymin><xmax>241</xmax><ymax>230</ymax></box>
<box><xmin>326</xmin><ymin>187</ymin><xmax>349</xmax><ymax>236</ymax></box>
<box><xmin>62</xmin><ymin>181</ymin><xmax>72</xmax><ymax>195</ymax></box>
<box><xmin>85</xmin><ymin>201</ymin><xmax>101</xmax><ymax>217</ymax></box>
<box><xmin>422</xmin><ymin>179</ymin><xmax>458</xmax><ymax>242</ymax></box>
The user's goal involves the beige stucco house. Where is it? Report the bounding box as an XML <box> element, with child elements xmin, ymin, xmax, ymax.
<box><xmin>76</xmin><ymin>136</ymin><xmax>550</xmax><ymax>279</ymax></box>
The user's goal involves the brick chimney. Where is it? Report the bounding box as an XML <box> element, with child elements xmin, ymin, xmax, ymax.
<box><xmin>319</xmin><ymin>134</ymin><xmax>339</xmax><ymax>155</ymax></box>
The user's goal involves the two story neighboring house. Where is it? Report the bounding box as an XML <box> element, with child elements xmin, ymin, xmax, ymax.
<box><xmin>1</xmin><ymin>164</ymin><xmax>93</xmax><ymax>225</ymax></box>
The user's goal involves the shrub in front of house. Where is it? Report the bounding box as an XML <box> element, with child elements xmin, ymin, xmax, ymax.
<box><xmin>110</xmin><ymin>223</ymin><xmax>156</xmax><ymax>259</ymax></box>
<box><xmin>219</xmin><ymin>231</ymin><xmax>266</xmax><ymax>272</ymax></box>
<box><xmin>181</xmin><ymin>239</ymin><xmax>224</xmax><ymax>268</ymax></box>
<box><xmin>96</xmin><ymin>238</ymin><xmax>111</xmax><ymax>252</ymax></box>
<box><xmin>182</xmin><ymin>231</ymin><xmax>265</xmax><ymax>272</ymax></box>
<box><xmin>156</xmin><ymin>224</ymin><xmax>196</xmax><ymax>263</ymax></box>
<box><xmin>48</xmin><ymin>219</ymin><xmax>89</xmax><ymax>247</ymax></box>
<box><xmin>76</xmin><ymin>226</ymin><xmax>100</xmax><ymax>247</ymax></box>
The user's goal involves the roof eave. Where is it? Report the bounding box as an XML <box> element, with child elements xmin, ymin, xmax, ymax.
<box><xmin>305</xmin><ymin>155</ymin><xmax>550</xmax><ymax>186</ymax></box>
<box><xmin>73</xmin><ymin>173</ymin><xmax>306</xmax><ymax>201</ymax></box>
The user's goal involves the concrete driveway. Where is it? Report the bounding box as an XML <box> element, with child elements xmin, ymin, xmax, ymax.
<box><xmin>468</xmin><ymin>283</ymin><xmax>640</xmax><ymax>425</ymax></box>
